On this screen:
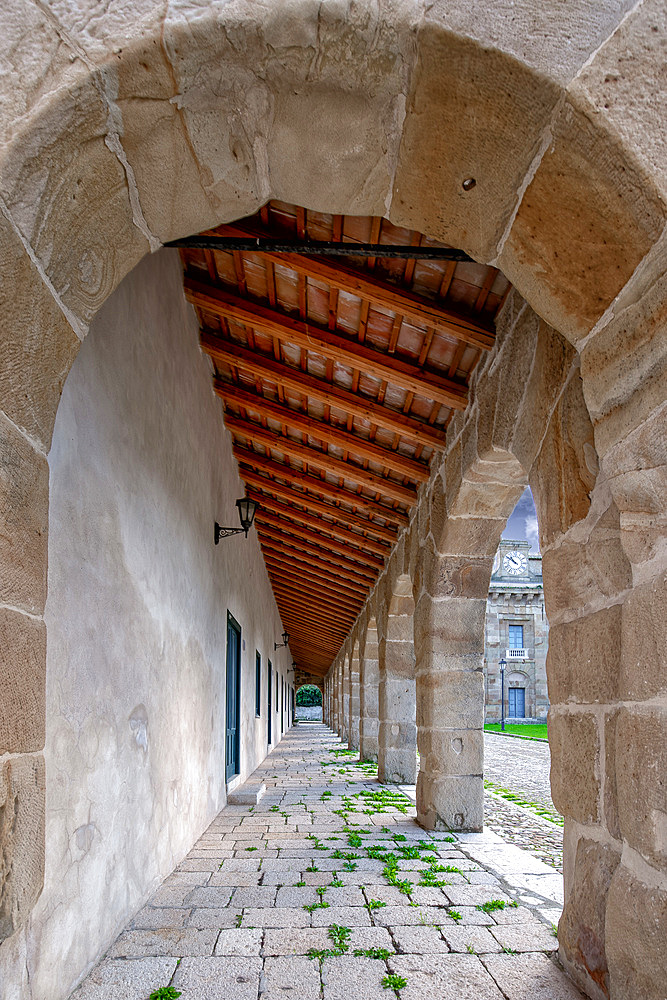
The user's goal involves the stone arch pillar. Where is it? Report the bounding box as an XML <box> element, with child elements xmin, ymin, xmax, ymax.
<box><xmin>337</xmin><ymin>662</ymin><xmax>344</xmax><ymax>737</ymax></box>
<box><xmin>348</xmin><ymin>641</ymin><xmax>361</xmax><ymax>752</ymax></box>
<box><xmin>359</xmin><ymin>617</ymin><xmax>380</xmax><ymax>762</ymax></box>
<box><xmin>378</xmin><ymin>574</ymin><xmax>417</xmax><ymax>784</ymax></box>
<box><xmin>342</xmin><ymin>655</ymin><xmax>351</xmax><ymax>744</ymax></box>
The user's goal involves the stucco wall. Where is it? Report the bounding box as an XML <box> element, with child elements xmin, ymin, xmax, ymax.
<box><xmin>24</xmin><ymin>249</ymin><xmax>291</xmax><ymax>999</ymax></box>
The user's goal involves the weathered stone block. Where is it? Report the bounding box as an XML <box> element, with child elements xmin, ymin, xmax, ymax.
<box><xmin>0</xmin><ymin>216</ymin><xmax>80</xmax><ymax>450</ymax></box>
<box><xmin>558</xmin><ymin>838</ymin><xmax>621</xmax><ymax>999</ymax></box>
<box><xmin>512</xmin><ymin>320</ymin><xmax>577</xmax><ymax>474</ymax></box>
<box><xmin>0</xmin><ymin>608</ymin><xmax>46</xmax><ymax>754</ymax></box>
<box><xmin>416</xmin><ymin>670</ymin><xmax>484</xmax><ymax>730</ymax></box>
<box><xmin>603</xmin><ymin>710</ymin><xmax>621</xmax><ymax>841</ymax></box>
<box><xmin>0</xmin><ymin>413</ymin><xmax>49</xmax><ymax>614</ymax></box>
<box><xmin>547</xmin><ymin>605</ymin><xmax>621</xmax><ymax>704</ymax></box>
<box><xmin>413</xmin><ymin>596</ymin><xmax>486</xmax><ymax>662</ymax></box>
<box><xmin>542</xmin><ymin>529</ymin><xmax>631</xmax><ymax>624</ymax></box>
<box><xmin>417</xmin><ymin>727</ymin><xmax>483</xmax><ymax>777</ymax></box>
<box><xmin>581</xmin><ymin>263</ymin><xmax>667</xmax><ymax>462</ymax></box>
<box><xmin>606</xmin><ymin>863</ymin><xmax>667</xmax><ymax>1000</ymax></box>
<box><xmin>0</xmin><ymin>78</ymin><xmax>150</xmax><ymax>330</ymax></box>
<box><xmin>620</xmin><ymin>574</ymin><xmax>667</xmax><ymax>700</ymax></box>
<box><xmin>416</xmin><ymin>773</ymin><xmax>483</xmax><ymax>832</ymax></box>
<box><xmin>0</xmin><ymin>754</ymin><xmax>45</xmax><ymax>943</ymax></box>
<box><xmin>419</xmin><ymin>547</ymin><xmax>493</xmax><ymax>602</ymax></box>
<box><xmin>615</xmin><ymin>706</ymin><xmax>667</xmax><ymax>870</ymax></box>
<box><xmin>432</xmin><ymin>513</ymin><xmax>506</xmax><ymax>560</ymax></box>
<box><xmin>549</xmin><ymin>710</ymin><xmax>600</xmax><ymax>824</ymax></box>
<box><xmin>392</xmin><ymin>20</ymin><xmax>561</xmax><ymax>260</ymax></box>
<box><xmin>499</xmin><ymin>96</ymin><xmax>664</xmax><ymax>344</ymax></box>
<box><xmin>530</xmin><ymin>371</ymin><xmax>597</xmax><ymax>548</ymax></box>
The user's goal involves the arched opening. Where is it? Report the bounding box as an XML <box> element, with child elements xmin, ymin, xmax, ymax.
<box><xmin>484</xmin><ymin>487</ymin><xmax>549</xmax><ymax>729</ymax></box>
<box><xmin>0</xmin><ymin>6</ymin><xmax>664</xmax><ymax>998</ymax></box>
<box><xmin>378</xmin><ymin>573</ymin><xmax>417</xmax><ymax>784</ymax></box>
<box><xmin>295</xmin><ymin>684</ymin><xmax>323</xmax><ymax>723</ymax></box>
<box><xmin>359</xmin><ymin>616</ymin><xmax>380</xmax><ymax>763</ymax></box>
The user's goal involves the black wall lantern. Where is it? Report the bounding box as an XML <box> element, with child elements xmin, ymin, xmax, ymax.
<box><xmin>215</xmin><ymin>497</ymin><xmax>260</xmax><ymax>543</ymax></box>
<box><xmin>274</xmin><ymin>631</ymin><xmax>289</xmax><ymax>651</ymax></box>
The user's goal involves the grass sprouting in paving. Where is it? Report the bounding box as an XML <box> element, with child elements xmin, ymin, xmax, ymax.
<box><xmin>484</xmin><ymin>723</ymin><xmax>548</xmax><ymax>740</ymax></box>
<box><xmin>484</xmin><ymin>778</ymin><xmax>563</xmax><ymax>826</ymax></box>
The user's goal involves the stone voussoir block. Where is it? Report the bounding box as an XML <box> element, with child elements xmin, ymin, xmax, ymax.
<box><xmin>615</xmin><ymin>705</ymin><xmax>667</xmax><ymax>870</ymax></box>
<box><xmin>605</xmin><ymin>862</ymin><xmax>667</xmax><ymax>1000</ymax></box>
<box><xmin>548</xmin><ymin>709</ymin><xmax>600</xmax><ymax>824</ymax></box>
<box><xmin>547</xmin><ymin>604</ymin><xmax>622</xmax><ymax>705</ymax></box>
<box><xmin>0</xmin><ymin>753</ymin><xmax>45</xmax><ymax>943</ymax></box>
<box><xmin>0</xmin><ymin>607</ymin><xmax>46</xmax><ymax>754</ymax></box>
<box><xmin>0</xmin><ymin>412</ymin><xmax>49</xmax><ymax>614</ymax></box>
<box><xmin>557</xmin><ymin>837</ymin><xmax>620</xmax><ymax>998</ymax></box>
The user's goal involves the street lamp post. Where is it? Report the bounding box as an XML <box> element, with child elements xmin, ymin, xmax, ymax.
<box><xmin>499</xmin><ymin>657</ymin><xmax>507</xmax><ymax>732</ymax></box>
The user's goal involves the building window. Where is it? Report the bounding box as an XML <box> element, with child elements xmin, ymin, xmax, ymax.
<box><xmin>255</xmin><ymin>652</ymin><xmax>261</xmax><ymax>718</ymax></box>
<box><xmin>508</xmin><ymin>624</ymin><xmax>524</xmax><ymax>648</ymax></box>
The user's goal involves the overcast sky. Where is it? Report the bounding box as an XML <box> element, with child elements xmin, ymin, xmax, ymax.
<box><xmin>501</xmin><ymin>487</ymin><xmax>540</xmax><ymax>553</ymax></box>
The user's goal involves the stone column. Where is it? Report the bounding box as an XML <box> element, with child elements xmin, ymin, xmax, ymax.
<box><xmin>414</xmin><ymin>589</ymin><xmax>485</xmax><ymax>832</ymax></box>
<box><xmin>333</xmin><ymin>665</ymin><xmax>340</xmax><ymax>734</ymax></box>
<box><xmin>337</xmin><ymin>662</ymin><xmax>344</xmax><ymax>738</ymax></box>
<box><xmin>342</xmin><ymin>656</ymin><xmax>350</xmax><ymax>744</ymax></box>
<box><xmin>348</xmin><ymin>645</ymin><xmax>360</xmax><ymax>751</ymax></box>
<box><xmin>377</xmin><ymin>585</ymin><xmax>417</xmax><ymax>784</ymax></box>
<box><xmin>360</xmin><ymin>622</ymin><xmax>380</xmax><ymax>762</ymax></box>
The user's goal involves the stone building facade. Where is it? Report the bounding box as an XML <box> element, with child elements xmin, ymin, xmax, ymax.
<box><xmin>484</xmin><ymin>540</ymin><xmax>549</xmax><ymax>722</ymax></box>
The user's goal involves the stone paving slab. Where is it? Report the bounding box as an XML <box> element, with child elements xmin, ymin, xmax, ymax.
<box><xmin>172</xmin><ymin>956</ymin><xmax>261</xmax><ymax>999</ymax></box>
<box><xmin>391</xmin><ymin>953</ymin><xmax>509</xmax><ymax>998</ymax></box>
<box><xmin>71</xmin><ymin>725</ymin><xmax>584</xmax><ymax>1000</ymax></box>
<box><xmin>481</xmin><ymin>953</ymin><xmax>586</xmax><ymax>999</ymax></box>
<box><xmin>71</xmin><ymin>958</ymin><xmax>178</xmax><ymax>999</ymax></box>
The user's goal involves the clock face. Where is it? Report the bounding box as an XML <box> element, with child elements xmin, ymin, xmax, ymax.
<box><xmin>503</xmin><ymin>551</ymin><xmax>528</xmax><ymax>576</ymax></box>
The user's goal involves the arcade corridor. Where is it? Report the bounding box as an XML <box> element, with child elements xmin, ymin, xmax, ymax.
<box><xmin>72</xmin><ymin>725</ymin><xmax>579</xmax><ymax>999</ymax></box>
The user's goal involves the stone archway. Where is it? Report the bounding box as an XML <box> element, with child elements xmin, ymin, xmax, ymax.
<box><xmin>1</xmin><ymin>4</ymin><xmax>665</xmax><ymax>997</ymax></box>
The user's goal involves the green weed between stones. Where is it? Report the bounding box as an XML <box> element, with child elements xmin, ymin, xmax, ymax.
<box><xmin>483</xmin><ymin>779</ymin><xmax>563</xmax><ymax>826</ymax></box>
<box><xmin>382</xmin><ymin>973</ymin><xmax>407</xmax><ymax>991</ymax></box>
<box><xmin>354</xmin><ymin>947</ymin><xmax>394</xmax><ymax>960</ymax></box>
<box><xmin>149</xmin><ymin>989</ymin><xmax>182</xmax><ymax>1000</ymax></box>
<box><xmin>307</xmin><ymin>924</ymin><xmax>352</xmax><ymax>962</ymax></box>
<box><xmin>476</xmin><ymin>899</ymin><xmax>519</xmax><ymax>913</ymax></box>
<box><xmin>366</xmin><ymin>898</ymin><xmax>387</xmax><ymax>912</ymax></box>
<box><xmin>448</xmin><ymin>909</ymin><xmax>463</xmax><ymax>923</ymax></box>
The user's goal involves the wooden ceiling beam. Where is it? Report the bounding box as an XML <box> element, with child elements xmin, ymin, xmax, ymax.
<box><xmin>204</xmin><ymin>336</ymin><xmax>447</xmax><ymax>451</ymax></box>
<box><xmin>206</xmin><ymin>223</ymin><xmax>495</xmax><ymax>350</ymax></box>
<box><xmin>259</xmin><ymin>538</ymin><xmax>375</xmax><ymax>590</ymax></box>
<box><xmin>188</xmin><ymin>280</ymin><xmax>469</xmax><ymax>409</ymax></box>
<box><xmin>263</xmin><ymin>554</ymin><xmax>369</xmax><ymax>599</ymax></box>
<box><xmin>268</xmin><ymin>577</ymin><xmax>364</xmax><ymax>617</ymax></box>
<box><xmin>250</xmin><ymin>490</ymin><xmax>388</xmax><ymax>558</ymax></box>
<box><xmin>226</xmin><ymin>414</ymin><xmax>417</xmax><ymax>505</ymax></box>
<box><xmin>274</xmin><ymin>599</ymin><xmax>356</xmax><ymax>631</ymax></box>
<box><xmin>256</xmin><ymin>510</ymin><xmax>386</xmax><ymax>566</ymax></box>
<box><xmin>257</xmin><ymin>521</ymin><xmax>382</xmax><ymax>574</ymax></box>
<box><xmin>271</xmin><ymin>587</ymin><xmax>359</xmax><ymax>624</ymax></box>
<box><xmin>234</xmin><ymin>445</ymin><xmax>408</xmax><ymax>526</ymax></box>
<box><xmin>216</xmin><ymin>380</ymin><xmax>430</xmax><ymax>482</ymax></box>
<box><xmin>268</xmin><ymin>574</ymin><xmax>362</xmax><ymax>613</ymax></box>
<box><xmin>241</xmin><ymin>469</ymin><xmax>398</xmax><ymax>543</ymax></box>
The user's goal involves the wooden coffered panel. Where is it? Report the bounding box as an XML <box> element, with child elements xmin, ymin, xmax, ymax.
<box><xmin>178</xmin><ymin>201</ymin><xmax>510</xmax><ymax>676</ymax></box>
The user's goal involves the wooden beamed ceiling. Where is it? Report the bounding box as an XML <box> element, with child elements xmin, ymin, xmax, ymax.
<box><xmin>179</xmin><ymin>201</ymin><xmax>510</xmax><ymax>676</ymax></box>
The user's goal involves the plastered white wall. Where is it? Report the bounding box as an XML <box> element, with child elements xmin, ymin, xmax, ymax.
<box><xmin>26</xmin><ymin>249</ymin><xmax>292</xmax><ymax>999</ymax></box>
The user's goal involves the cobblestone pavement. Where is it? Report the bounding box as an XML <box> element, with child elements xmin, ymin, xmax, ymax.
<box><xmin>482</xmin><ymin>733</ymin><xmax>563</xmax><ymax>872</ymax></box>
<box><xmin>483</xmin><ymin>733</ymin><xmax>553</xmax><ymax>811</ymax></box>
<box><xmin>73</xmin><ymin>725</ymin><xmax>580</xmax><ymax>999</ymax></box>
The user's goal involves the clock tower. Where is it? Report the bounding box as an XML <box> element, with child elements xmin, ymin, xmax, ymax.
<box><xmin>494</xmin><ymin>539</ymin><xmax>532</xmax><ymax>581</ymax></box>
